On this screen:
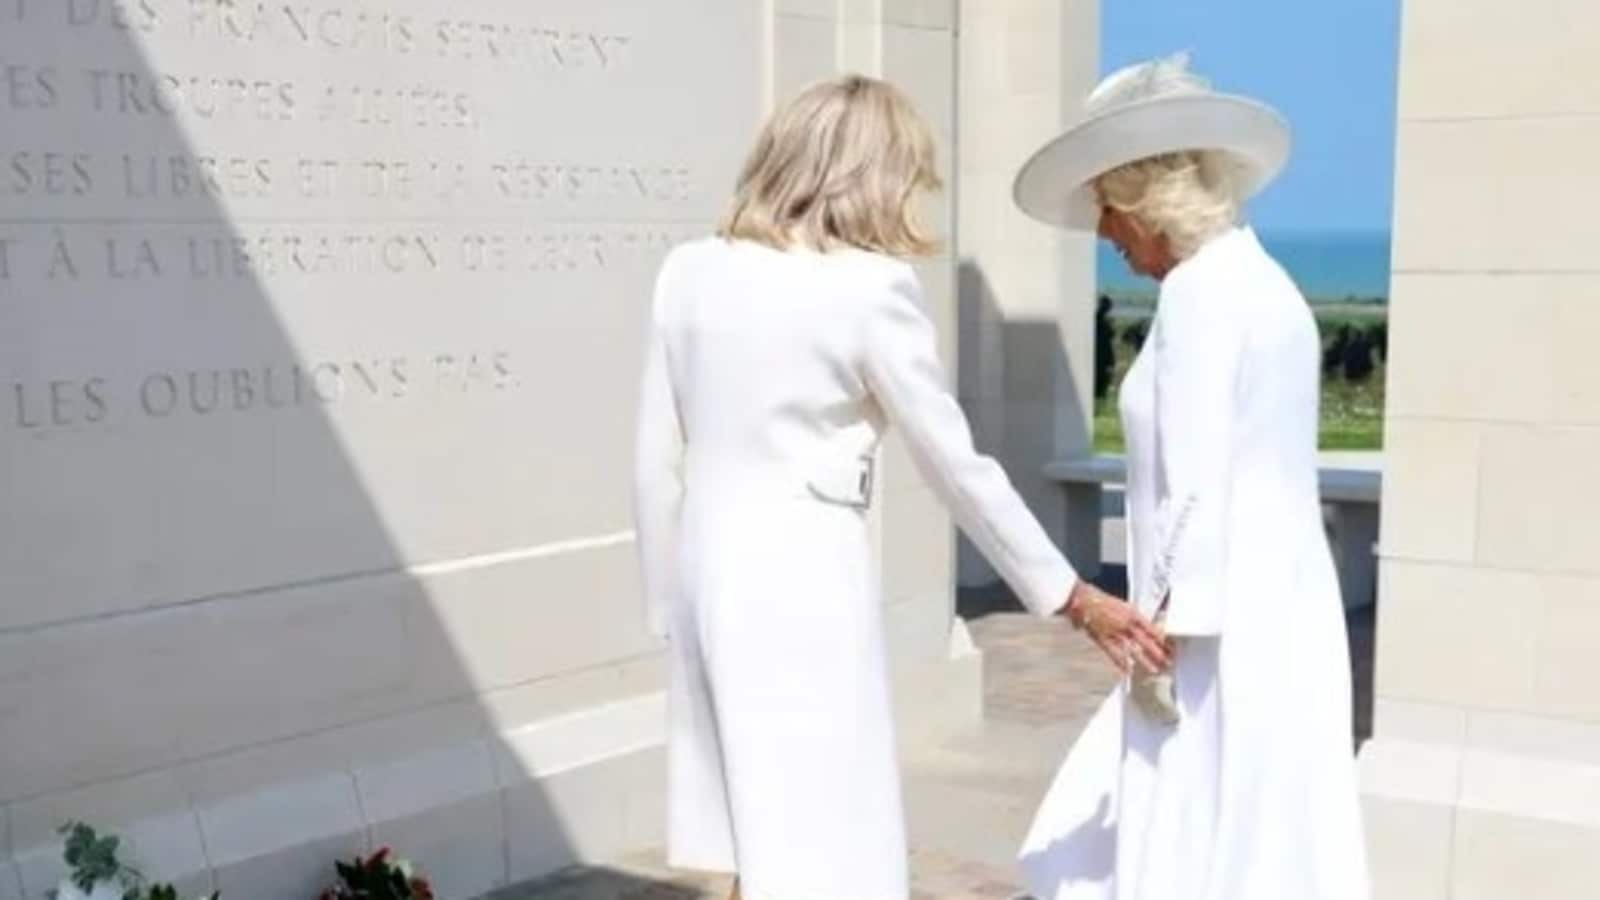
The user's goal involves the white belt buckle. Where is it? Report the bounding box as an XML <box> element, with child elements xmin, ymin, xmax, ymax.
<box><xmin>853</xmin><ymin>456</ymin><xmax>875</xmax><ymax>508</ymax></box>
<box><xmin>807</xmin><ymin>455</ymin><xmax>874</xmax><ymax>510</ymax></box>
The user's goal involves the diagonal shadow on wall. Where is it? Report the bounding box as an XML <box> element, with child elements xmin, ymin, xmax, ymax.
<box><xmin>0</xmin><ymin>4</ymin><xmax>756</xmax><ymax>899</ymax></box>
<box><xmin>952</xmin><ymin>258</ymin><xmax>1094</xmax><ymax>621</ymax></box>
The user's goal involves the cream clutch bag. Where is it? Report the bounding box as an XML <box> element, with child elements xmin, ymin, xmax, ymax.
<box><xmin>1130</xmin><ymin>607</ymin><xmax>1180</xmax><ymax>726</ymax></box>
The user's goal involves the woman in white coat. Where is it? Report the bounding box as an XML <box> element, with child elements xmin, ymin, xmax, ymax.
<box><xmin>633</xmin><ymin>75</ymin><xmax>1170</xmax><ymax>900</ymax></box>
<box><xmin>1012</xmin><ymin>56</ymin><xmax>1369</xmax><ymax>900</ymax></box>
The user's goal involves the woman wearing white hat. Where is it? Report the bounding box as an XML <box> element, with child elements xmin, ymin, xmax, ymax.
<box><xmin>1013</xmin><ymin>55</ymin><xmax>1369</xmax><ymax>900</ymax></box>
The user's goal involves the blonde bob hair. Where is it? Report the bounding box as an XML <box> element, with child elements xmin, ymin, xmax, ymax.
<box><xmin>719</xmin><ymin>74</ymin><xmax>941</xmax><ymax>256</ymax></box>
<box><xmin>1095</xmin><ymin>149</ymin><xmax>1246</xmax><ymax>260</ymax></box>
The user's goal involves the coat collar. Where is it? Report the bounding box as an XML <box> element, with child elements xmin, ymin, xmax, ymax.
<box><xmin>1160</xmin><ymin>225</ymin><xmax>1260</xmax><ymax>294</ymax></box>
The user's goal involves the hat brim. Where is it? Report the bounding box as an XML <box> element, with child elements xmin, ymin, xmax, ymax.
<box><xmin>1013</xmin><ymin>93</ymin><xmax>1291</xmax><ymax>231</ymax></box>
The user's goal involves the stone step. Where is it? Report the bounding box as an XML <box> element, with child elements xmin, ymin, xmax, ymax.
<box><xmin>484</xmin><ymin>847</ymin><xmax>1031</xmax><ymax>900</ymax></box>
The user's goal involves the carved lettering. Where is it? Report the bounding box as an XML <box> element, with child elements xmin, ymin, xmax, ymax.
<box><xmin>0</xmin><ymin>149</ymin><xmax>695</xmax><ymax>209</ymax></box>
<box><xmin>11</xmin><ymin>378</ymin><xmax>100</xmax><ymax>426</ymax></box>
<box><xmin>46</xmin><ymin>235</ymin><xmax>78</xmax><ymax>279</ymax></box>
<box><xmin>187</xmin><ymin>370</ymin><xmax>220</xmax><ymax>413</ymax></box>
<box><xmin>168</xmin><ymin>3</ymin><xmax>639</xmax><ymax>70</ymax></box>
<box><xmin>529</xmin><ymin>230</ymin><xmax>623</xmax><ymax>271</ymax></box>
<box><xmin>122</xmin><ymin>154</ymin><xmax>274</xmax><ymax>200</ymax></box>
<box><xmin>0</xmin><ymin>0</ymin><xmax>681</xmax><ymax>465</ymax></box>
<box><xmin>9</xmin><ymin>379</ymin><xmax>108</xmax><ymax>427</ymax></box>
<box><xmin>11</xmin><ymin>383</ymin><xmax>39</xmax><ymax>427</ymax></box>
<box><xmin>6</xmin><ymin>353</ymin><xmax>512</xmax><ymax>432</ymax></box>
<box><xmin>459</xmin><ymin>234</ymin><xmax>508</xmax><ymax>272</ymax></box>
<box><xmin>87</xmin><ymin>69</ymin><xmax>297</xmax><ymax>121</ymax></box>
<box><xmin>187</xmin><ymin>1</ymin><xmax>420</xmax><ymax>54</ymax></box>
<box><xmin>309</xmin><ymin>362</ymin><xmax>342</xmax><ymax>402</ymax></box>
<box><xmin>491</xmin><ymin>161</ymin><xmax>693</xmax><ymax>203</ymax></box>
<box><xmin>185</xmin><ymin>236</ymin><xmax>217</xmax><ymax>278</ymax></box>
<box><xmin>431</xmin><ymin>354</ymin><xmax>456</xmax><ymax>390</ymax></box>
<box><xmin>17</xmin><ymin>226</ymin><xmax>685</xmax><ymax>285</ymax></box>
<box><xmin>317</xmin><ymin>82</ymin><xmax>474</xmax><ymax>129</ymax></box>
<box><xmin>355</xmin><ymin>159</ymin><xmax>470</xmax><ymax>201</ymax></box>
<box><xmin>389</xmin><ymin>357</ymin><xmax>409</xmax><ymax>396</ymax></box>
<box><xmin>432</xmin><ymin>351</ymin><xmax>516</xmax><ymax>393</ymax></box>
<box><xmin>296</xmin><ymin>158</ymin><xmax>339</xmax><ymax>198</ymax></box>
<box><xmin>2</xmin><ymin>63</ymin><xmax>59</xmax><ymax>110</ymax></box>
<box><xmin>432</xmin><ymin>19</ymin><xmax>632</xmax><ymax>70</ymax></box>
<box><xmin>259</xmin><ymin>364</ymin><xmax>305</xmax><ymax>408</ymax></box>
<box><xmin>175</xmin><ymin>231</ymin><xmax>447</xmax><ymax>278</ymax></box>
<box><xmin>66</xmin><ymin>0</ymin><xmax>159</xmax><ymax>31</ymax></box>
<box><xmin>83</xmin><ymin>376</ymin><xmax>108</xmax><ymax>422</ymax></box>
<box><xmin>47</xmin><ymin>380</ymin><xmax>74</xmax><ymax>425</ymax></box>
<box><xmin>339</xmin><ymin>358</ymin><xmax>409</xmax><ymax>398</ymax></box>
<box><xmin>105</xmin><ymin>236</ymin><xmax>162</xmax><ymax>278</ymax></box>
<box><xmin>229</xmin><ymin>368</ymin><xmax>254</xmax><ymax>410</ymax></box>
<box><xmin>139</xmin><ymin>373</ymin><xmax>178</xmax><ymax>416</ymax></box>
<box><xmin>8</xmin><ymin>151</ymin><xmax>95</xmax><ymax>196</ymax></box>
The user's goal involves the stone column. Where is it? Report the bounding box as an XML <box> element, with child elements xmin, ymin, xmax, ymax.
<box><xmin>955</xmin><ymin>1</ymin><xmax>1100</xmax><ymax>588</ymax></box>
<box><xmin>1361</xmin><ymin>2</ymin><xmax>1600</xmax><ymax>897</ymax></box>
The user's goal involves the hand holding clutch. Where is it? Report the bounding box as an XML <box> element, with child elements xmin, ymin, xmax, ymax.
<box><xmin>1129</xmin><ymin>606</ymin><xmax>1180</xmax><ymax>726</ymax></box>
<box><xmin>1063</xmin><ymin>580</ymin><xmax>1173</xmax><ymax>676</ymax></box>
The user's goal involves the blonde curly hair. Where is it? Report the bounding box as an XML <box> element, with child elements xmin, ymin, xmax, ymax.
<box><xmin>1095</xmin><ymin>149</ymin><xmax>1248</xmax><ymax>260</ymax></box>
<box><xmin>719</xmin><ymin>74</ymin><xmax>941</xmax><ymax>257</ymax></box>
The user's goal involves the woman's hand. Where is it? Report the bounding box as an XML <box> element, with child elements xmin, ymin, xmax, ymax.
<box><xmin>1063</xmin><ymin>580</ymin><xmax>1173</xmax><ymax>675</ymax></box>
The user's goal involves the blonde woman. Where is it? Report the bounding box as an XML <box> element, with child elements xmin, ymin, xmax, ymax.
<box><xmin>1014</xmin><ymin>56</ymin><xmax>1369</xmax><ymax>899</ymax></box>
<box><xmin>633</xmin><ymin>75</ymin><xmax>1170</xmax><ymax>899</ymax></box>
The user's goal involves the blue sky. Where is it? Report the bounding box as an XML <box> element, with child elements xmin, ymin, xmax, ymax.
<box><xmin>1103</xmin><ymin>0</ymin><xmax>1401</xmax><ymax>234</ymax></box>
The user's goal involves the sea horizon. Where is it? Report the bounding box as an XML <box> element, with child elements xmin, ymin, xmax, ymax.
<box><xmin>1098</xmin><ymin>228</ymin><xmax>1393</xmax><ymax>303</ymax></box>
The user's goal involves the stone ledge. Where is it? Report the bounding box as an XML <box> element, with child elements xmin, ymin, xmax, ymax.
<box><xmin>1362</xmin><ymin>730</ymin><xmax>1600</xmax><ymax>899</ymax></box>
<box><xmin>1</xmin><ymin>645</ymin><xmax>982</xmax><ymax>900</ymax></box>
<box><xmin>3</xmin><ymin>697</ymin><xmax>669</xmax><ymax>900</ymax></box>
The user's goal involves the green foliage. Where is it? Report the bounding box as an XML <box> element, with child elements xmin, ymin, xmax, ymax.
<box><xmin>1314</xmin><ymin>309</ymin><xmax>1387</xmax><ymax>332</ymax></box>
<box><xmin>58</xmin><ymin>822</ymin><xmax>139</xmax><ymax>897</ymax></box>
<box><xmin>54</xmin><ymin>823</ymin><xmax>216</xmax><ymax>900</ymax></box>
<box><xmin>1093</xmin><ymin>309</ymin><xmax>1386</xmax><ymax>453</ymax></box>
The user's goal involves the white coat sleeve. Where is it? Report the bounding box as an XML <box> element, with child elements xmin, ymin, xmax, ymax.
<box><xmin>1150</xmin><ymin>281</ymin><xmax>1243</xmax><ymax>636</ymax></box>
<box><xmin>632</xmin><ymin>262</ymin><xmax>687</xmax><ymax>641</ymax></box>
<box><xmin>860</xmin><ymin>264</ymin><xmax>1078</xmax><ymax>618</ymax></box>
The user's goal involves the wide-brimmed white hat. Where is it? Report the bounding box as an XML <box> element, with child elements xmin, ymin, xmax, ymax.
<box><xmin>1013</xmin><ymin>53</ymin><xmax>1291</xmax><ymax>230</ymax></box>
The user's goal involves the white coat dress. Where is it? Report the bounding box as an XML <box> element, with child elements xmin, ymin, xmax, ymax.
<box><xmin>1019</xmin><ymin>227</ymin><xmax>1369</xmax><ymax>900</ymax></box>
<box><xmin>633</xmin><ymin>237</ymin><xmax>1078</xmax><ymax>900</ymax></box>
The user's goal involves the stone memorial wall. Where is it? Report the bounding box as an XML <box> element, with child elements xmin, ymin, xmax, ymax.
<box><xmin>0</xmin><ymin>3</ymin><xmax>1096</xmax><ymax>897</ymax></box>
<box><xmin>1</xmin><ymin>3</ymin><xmax>758</xmax><ymax>897</ymax></box>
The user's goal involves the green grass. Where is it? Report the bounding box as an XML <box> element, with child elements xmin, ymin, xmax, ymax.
<box><xmin>1091</xmin><ymin>308</ymin><xmax>1386</xmax><ymax>454</ymax></box>
<box><xmin>1319</xmin><ymin>369</ymin><xmax>1386</xmax><ymax>450</ymax></box>
<box><xmin>1092</xmin><ymin>401</ymin><xmax>1125</xmax><ymax>454</ymax></box>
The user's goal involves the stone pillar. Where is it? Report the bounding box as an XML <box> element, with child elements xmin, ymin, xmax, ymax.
<box><xmin>955</xmin><ymin>1</ymin><xmax>1100</xmax><ymax>588</ymax></box>
<box><xmin>1361</xmin><ymin>2</ymin><xmax>1600</xmax><ymax>897</ymax></box>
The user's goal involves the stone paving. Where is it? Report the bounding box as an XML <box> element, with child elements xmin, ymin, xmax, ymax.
<box><xmin>495</xmin><ymin>584</ymin><xmax>1375</xmax><ymax>899</ymax></box>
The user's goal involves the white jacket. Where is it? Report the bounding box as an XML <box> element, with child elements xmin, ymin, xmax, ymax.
<box><xmin>632</xmin><ymin>238</ymin><xmax>1079</xmax><ymax>898</ymax></box>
